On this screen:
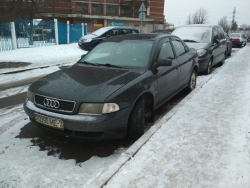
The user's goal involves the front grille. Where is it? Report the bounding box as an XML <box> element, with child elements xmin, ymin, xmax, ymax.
<box><xmin>35</xmin><ymin>94</ymin><xmax>76</xmax><ymax>113</ymax></box>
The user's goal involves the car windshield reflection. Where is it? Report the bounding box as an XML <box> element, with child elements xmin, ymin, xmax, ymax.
<box><xmin>172</xmin><ymin>26</ymin><xmax>212</xmax><ymax>43</ymax></box>
<box><xmin>79</xmin><ymin>41</ymin><xmax>153</xmax><ymax>69</ymax></box>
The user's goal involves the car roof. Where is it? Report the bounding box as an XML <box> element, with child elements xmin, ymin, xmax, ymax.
<box><xmin>102</xmin><ymin>33</ymin><xmax>174</xmax><ymax>42</ymax></box>
<box><xmin>101</xmin><ymin>26</ymin><xmax>138</xmax><ymax>30</ymax></box>
<box><xmin>177</xmin><ymin>24</ymin><xmax>221</xmax><ymax>28</ymax></box>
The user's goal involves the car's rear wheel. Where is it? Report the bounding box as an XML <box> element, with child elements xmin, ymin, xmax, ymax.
<box><xmin>186</xmin><ymin>69</ymin><xmax>197</xmax><ymax>92</ymax></box>
<box><xmin>244</xmin><ymin>42</ymin><xmax>246</xmax><ymax>46</ymax></box>
<box><xmin>127</xmin><ymin>98</ymin><xmax>145</xmax><ymax>140</ymax></box>
<box><xmin>204</xmin><ymin>60</ymin><xmax>212</xmax><ymax>75</ymax></box>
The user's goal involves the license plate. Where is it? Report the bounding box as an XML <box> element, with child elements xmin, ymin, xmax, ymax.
<box><xmin>34</xmin><ymin>113</ymin><xmax>64</xmax><ymax>130</ymax></box>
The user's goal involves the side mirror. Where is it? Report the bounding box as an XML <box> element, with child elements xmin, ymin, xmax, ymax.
<box><xmin>230</xmin><ymin>38</ymin><xmax>233</xmax><ymax>41</ymax></box>
<box><xmin>157</xmin><ymin>59</ymin><xmax>172</xmax><ymax>67</ymax></box>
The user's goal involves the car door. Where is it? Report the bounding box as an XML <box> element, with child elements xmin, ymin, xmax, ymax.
<box><xmin>155</xmin><ymin>39</ymin><xmax>180</xmax><ymax>107</ymax></box>
<box><xmin>212</xmin><ymin>27</ymin><xmax>222</xmax><ymax>64</ymax></box>
<box><xmin>170</xmin><ymin>38</ymin><xmax>193</xmax><ymax>88</ymax></box>
<box><xmin>218</xmin><ymin>27</ymin><xmax>227</xmax><ymax>57</ymax></box>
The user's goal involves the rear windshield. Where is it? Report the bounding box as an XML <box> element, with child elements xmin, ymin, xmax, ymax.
<box><xmin>92</xmin><ymin>28</ymin><xmax>110</xmax><ymax>36</ymax></box>
<box><xmin>229</xmin><ymin>33</ymin><xmax>240</xmax><ymax>38</ymax></box>
<box><xmin>172</xmin><ymin>26</ymin><xmax>212</xmax><ymax>43</ymax></box>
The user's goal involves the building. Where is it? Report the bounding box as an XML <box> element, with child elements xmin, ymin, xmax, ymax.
<box><xmin>40</xmin><ymin>0</ymin><xmax>165</xmax><ymax>33</ymax></box>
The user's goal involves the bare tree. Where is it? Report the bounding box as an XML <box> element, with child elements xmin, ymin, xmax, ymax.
<box><xmin>186</xmin><ymin>14</ymin><xmax>192</xmax><ymax>25</ymax></box>
<box><xmin>192</xmin><ymin>8</ymin><xmax>209</xmax><ymax>24</ymax></box>
<box><xmin>218</xmin><ymin>16</ymin><xmax>230</xmax><ymax>33</ymax></box>
<box><xmin>185</xmin><ymin>8</ymin><xmax>209</xmax><ymax>25</ymax></box>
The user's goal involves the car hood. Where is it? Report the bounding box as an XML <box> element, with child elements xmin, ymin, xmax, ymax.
<box><xmin>29</xmin><ymin>64</ymin><xmax>142</xmax><ymax>103</ymax></box>
<box><xmin>185</xmin><ymin>42</ymin><xmax>210</xmax><ymax>50</ymax></box>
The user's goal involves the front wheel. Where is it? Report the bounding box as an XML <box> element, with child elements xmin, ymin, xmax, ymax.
<box><xmin>127</xmin><ymin>98</ymin><xmax>145</xmax><ymax>140</ymax></box>
<box><xmin>204</xmin><ymin>60</ymin><xmax>212</xmax><ymax>75</ymax></box>
<box><xmin>186</xmin><ymin>69</ymin><xmax>197</xmax><ymax>92</ymax></box>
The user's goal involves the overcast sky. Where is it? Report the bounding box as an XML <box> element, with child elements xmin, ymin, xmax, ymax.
<box><xmin>164</xmin><ymin>0</ymin><xmax>250</xmax><ymax>27</ymax></box>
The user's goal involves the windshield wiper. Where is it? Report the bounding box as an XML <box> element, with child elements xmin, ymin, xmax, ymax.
<box><xmin>97</xmin><ymin>63</ymin><xmax>124</xmax><ymax>69</ymax></box>
<box><xmin>183</xmin><ymin>39</ymin><xmax>199</xmax><ymax>43</ymax></box>
<box><xmin>81</xmin><ymin>61</ymin><xmax>98</xmax><ymax>66</ymax></box>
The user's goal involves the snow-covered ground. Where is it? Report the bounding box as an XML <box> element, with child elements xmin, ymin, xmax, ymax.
<box><xmin>0</xmin><ymin>43</ymin><xmax>249</xmax><ymax>187</ymax></box>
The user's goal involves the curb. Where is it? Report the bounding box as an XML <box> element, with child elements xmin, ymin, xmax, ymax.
<box><xmin>0</xmin><ymin>75</ymin><xmax>45</xmax><ymax>91</ymax></box>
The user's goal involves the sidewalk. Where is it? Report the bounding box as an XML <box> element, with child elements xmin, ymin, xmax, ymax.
<box><xmin>91</xmin><ymin>46</ymin><xmax>250</xmax><ymax>187</ymax></box>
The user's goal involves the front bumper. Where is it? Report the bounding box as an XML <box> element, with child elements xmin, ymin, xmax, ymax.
<box><xmin>197</xmin><ymin>54</ymin><xmax>211</xmax><ymax>72</ymax></box>
<box><xmin>78</xmin><ymin>42</ymin><xmax>92</xmax><ymax>51</ymax></box>
<box><xmin>23</xmin><ymin>99</ymin><xmax>131</xmax><ymax>141</ymax></box>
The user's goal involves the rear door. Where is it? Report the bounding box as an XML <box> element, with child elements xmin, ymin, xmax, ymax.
<box><xmin>170</xmin><ymin>37</ymin><xmax>193</xmax><ymax>87</ymax></box>
<box><xmin>155</xmin><ymin>39</ymin><xmax>180</xmax><ymax>107</ymax></box>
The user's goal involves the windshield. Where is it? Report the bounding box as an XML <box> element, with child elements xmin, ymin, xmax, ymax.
<box><xmin>229</xmin><ymin>33</ymin><xmax>240</xmax><ymax>38</ymax></box>
<box><xmin>79</xmin><ymin>40</ymin><xmax>153</xmax><ymax>69</ymax></box>
<box><xmin>91</xmin><ymin>27</ymin><xmax>110</xmax><ymax>36</ymax></box>
<box><xmin>172</xmin><ymin>26</ymin><xmax>212</xmax><ymax>43</ymax></box>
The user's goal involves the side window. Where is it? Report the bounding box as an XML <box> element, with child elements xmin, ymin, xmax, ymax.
<box><xmin>218</xmin><ymin>28</ymin><xmax>225</xmax><ymax>39</ymax></box>
<box><xmin>108</xmin><ymin>29</ymin><xmax>118</xmax><ymax>36</ymax></box>
<box><xmin>182</xmin><ymin>42</ymin><xmax>189</xmax><ymax>52</ymax></box>
<box><xmin>120</xmin><ymin>29</ymin><xmax>128</xmax><ymax>35</ymax></box>
<box><xmin>158</xmin><ymin>42</ymin><xmax>175</xmax><ymax>60</ymax></box>
<box><xmin>171</xmin><ymin>40</ymin><xmax>186</xmax><ymax>57</ymax></box>
<box><xmin>213</xmin><ymin>28</ymin><xmax>219</xmax><ymax>42</ymax></box>
<box><xmin>131</xmin><ymin>30</ymin><xmax>138</xmax><ymax>34</ymax></box>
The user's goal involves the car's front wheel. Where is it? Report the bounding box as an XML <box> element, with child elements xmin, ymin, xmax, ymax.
<box><xmin>186</xmin><ymin>69</ymin><xmax>197</xmax><ymax>92</ymax></box>
<box><xmin>127</xmin><ymin>98</ymin><xmax>145</xmax><ymax>140</ymax></box>
<box><xmin>204</xmin><ymin>60</ymin><xmax>212</xmax><ymax>75</ymax></box>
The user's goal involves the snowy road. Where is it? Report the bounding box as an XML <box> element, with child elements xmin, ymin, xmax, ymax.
<box><xmin>0</xmin><ymin>45</ymin><xmax>242</xmax><ymax>187</ymax></box>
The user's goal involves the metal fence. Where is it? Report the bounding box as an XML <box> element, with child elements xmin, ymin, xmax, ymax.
<box><xmin>15</xmin><ymin>19</ymin><xmax>56</xmax><ymax>48</ymax></box>
<box><xmin>70</xmin><ymin>24</ymin><xmax>82</xmax><ymax>43</ymax></box>
<box><xmin>0</xmin><ymin>19</ymin><xmax>87</xmax><ymax>52</ymax></box>
<box><xmin>0</xmin><ymin>24</ymin><xmax>12</xmax><ymax>52</ymax></box>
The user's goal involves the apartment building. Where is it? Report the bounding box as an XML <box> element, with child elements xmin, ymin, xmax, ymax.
<box><xmin>41</xmin><ymin>0</ymin><xmax>165</xmax><ymax>33</ymax></box>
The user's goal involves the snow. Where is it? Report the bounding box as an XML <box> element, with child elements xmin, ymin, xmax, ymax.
<box><xmin>0</xmin><ymin>43</ymin><xmax>250</xmax><ymax>187</ymax></box>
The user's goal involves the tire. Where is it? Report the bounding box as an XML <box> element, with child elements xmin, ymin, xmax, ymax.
<box><xmin>186</xmin><ymin>69</ymin><xmax>197</xmax><ymax>92</ymax></box>
<box><xmin>204</xmin><ymin>60</ymin><xmax>212</xmax><ymax>75</ymax></box>
<box><xmin>244</xmin><ymin>42</ymin><xmax>246</xmax><ymax>46</ymax></box>
<box><xmin>228</xmin><ymin>49</ymin><xmax>231</xmax><ymax>56</ymax></box>
<box><xmin>127</xmin><ymin>98</ymin><xmax>145</xmax><ymax>140</ymax></box>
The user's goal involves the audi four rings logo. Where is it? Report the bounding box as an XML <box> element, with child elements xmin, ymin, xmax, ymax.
<box><xmin>43</xmin><ymin>98</ymin><xmax>60</xmax><ymax>109</ymax></box>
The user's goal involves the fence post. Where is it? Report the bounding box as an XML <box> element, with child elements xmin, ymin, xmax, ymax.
<box><xmin>10</xmin><ymin>22</ymin><xmax>17</xmax><ymax>50</ymax></box>
<box><xmin>54</xmin><ymin>19</ymin><xmax>59</xmax><ymax>45</ymax></box>
<box><xmin>67</xmin><ymin>21</ymin><xmax>70</xmax><ymax>44</ymax></box>
<box><xmin>82</xmin><ymin>23</ymin><xmax>84</xmax><ymax>37</ymax></box>
<box><xmin>84</xmin><ymin>23</ymin><xmax>88</xmax><ymax>35</ymax></box>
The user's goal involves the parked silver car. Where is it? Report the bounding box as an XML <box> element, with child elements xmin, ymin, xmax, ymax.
<box><xmin>229</xmin><ymin>33</ymin><xmax>247</xmax><ymax>47</ymax></box>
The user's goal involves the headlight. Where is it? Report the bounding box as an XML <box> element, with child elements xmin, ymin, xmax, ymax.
<box><xmin>27</xmin><ymin>90</ymin><xmax>34</xmax><ymax>102</ymax></box>
<box><xmin>78</xmin><ymin>103</ymin><xmax>119</xmax><ymax>114</ymax></box>
<box><xmin>197</xmin><ymin>49</ymin><xmax>207</xmax><ymax>57</ymax></box>
<box><xmin>84</xmin><ymin>39</ymin><xmax>92</xmax><ymax>43</ymax></box>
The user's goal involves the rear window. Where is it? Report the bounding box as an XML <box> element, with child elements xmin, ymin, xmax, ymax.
<box><xmin>229</xmin><ymin>33</ymin><xmax>240</xmax><ymax>38</ymax></box>
<box><xmin>172</xmin><ymin>26</ymin><xmax>212</xmax><ymax>43</ymax></box>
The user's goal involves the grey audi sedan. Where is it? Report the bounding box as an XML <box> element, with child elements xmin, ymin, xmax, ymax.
<box><xmin>24</xmin><ymin>34</ymin><xmax>198</xmax><ymax>141</ymax></box>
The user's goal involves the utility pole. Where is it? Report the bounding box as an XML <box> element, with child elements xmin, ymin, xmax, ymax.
<box><xmin>231</xmin><ymin>7</ymin><xmax>236</xmax><ymax>30</ymax></box>
<box><xmin>138</xmin><ymin>2</ymin><xmax>146</xmax><ymax>33</ymax></box>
